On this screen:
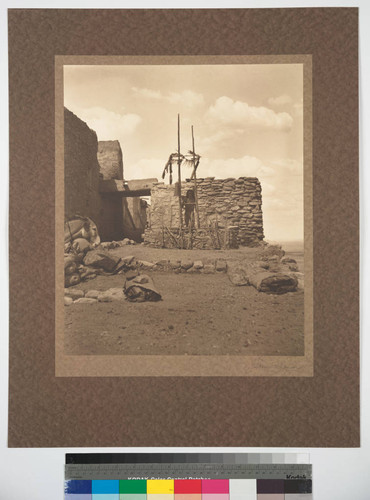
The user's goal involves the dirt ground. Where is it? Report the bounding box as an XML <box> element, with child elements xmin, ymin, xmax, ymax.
<box><xmin>64</xmin><ymin>245</ymin><xmax>305</xmax><ymax>357</ymax></box>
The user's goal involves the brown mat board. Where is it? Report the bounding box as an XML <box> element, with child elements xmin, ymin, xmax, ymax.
<box><xmin>8</xmin><ymin>8</ymin><xmax>359</xmax><ymax>447</ymax></box>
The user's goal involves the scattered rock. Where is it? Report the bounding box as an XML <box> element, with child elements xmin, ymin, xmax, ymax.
<box><xmin>227</xmin><ymin>268</ymin><xmax>249</xmax><ymax>285</ymax></box>
<box><xmin>72</xmin><ymin>238</ymin><xmax>92</xmax><ymax>254</ymax></box>
<box><xmin>98</xmin><ymin>288</ymin><xmax>126</xmax><ymax>302</ymax></box>
<box><xmin>84</xmin><ymin>250</ymin><xmax>121</xmax><ymax>272</ymax></box>
<box><xmin>65</xmin><ymin>273</ymin><xmax>81</xmax><ymax>287</ymax></box>
<box><xmin>288</xmin><ymin>264</ymin><xmax>299</xmax><ymax>272</ymax></box>
<box><xmin>125</xmin><ymin>269</ymin><xmax>139</xmax><ymax>280</ymax></box>
<box><xmin>186</xmin><ymin>267</ymin><xmax>200</xmax><ymax>274</ymax></box>
<box><xmin>85</xmin><ymin>290</ymin><xmax>101</xmax><ymax>299</ymax></box>
<box><xmin>181</xmin><ymin>259</ymin><xmax>194</xmax><ymax>270</ymax></box>
<box><xmin>65</xmin><ymin>288</ymin><xmax>85</xmax><ymax>299</ymax></box>
<box><xmin>74</xmin><ymin>297</ymin><xmax>98</xmax><ymax>304</ymax></box>
<box><xmin>135</xmin><ymin>275</ymin><xmax>150</xmax><ymax>284</ymax></box>
<box><xmin>79</xmin><ymin>266</ymin><xmax>98</xmax><ymax>280</ymax></box>
<box><xmin>193</xmin><ymin>260</ymin><xmax>204</xmax><ymax>269</ymax></box>
<box><xmin>282</xmin><ymin>257</ymin><xmax>297</xmax><ymax>264</ymax></box>
<box><xmin>215</xmin><ymin>260</ymin><xmax>227</xmax><ymax>272</ymax></box>
<box><xmin>258</xmin><ymin>243</ymin><xmax>285</xmax><ymax>261</ymax></box>
<box><xmin>122</xmin><ymin>255</ymin><xmax>135</xmax><ymax>265</ymax></box>
<box><xmin>64</xmin><ymin>296</ymin><xmax>73</xmax><ymax>306</ymax></box>
<box><xmin>124</xmin><ymin>274</ymin><xmax>162</xmax><ymax>302</ymax></box>
<box><xmin>249</xmin><ymin>272</ymin><xmax>298</xmax><ymax>294</ymax></box>
<box><xmin>64</xmin><ymin>257</ymin><xmax>78</xmax><ymax>275</ymax></box>
<box><xmin>137</xmin><ymin>260</ymin><xmax>155</xmax><ymax>269</ymax></box>
<box><xmin>203</xmin><ymin>264</ymin><xmax>215</xmax><ymax>274</ymax></box>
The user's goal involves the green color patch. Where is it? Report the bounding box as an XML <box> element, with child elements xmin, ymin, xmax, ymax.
<box><xmin>120</xmin><ymin>480</ymin><xmax>147</xmax><ymax>494</ymax></box>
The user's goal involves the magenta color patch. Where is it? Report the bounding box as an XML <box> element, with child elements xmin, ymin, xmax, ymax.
<box><xmin>202</xmin><ymin>481</ymin><xmax>229</xmax><ymax>494</ymax></box>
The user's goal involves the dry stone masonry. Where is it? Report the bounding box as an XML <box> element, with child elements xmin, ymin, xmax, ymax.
<box><xmin>144</xmin><ymin>177</ymin><xmax>264</xmax><ymax>249</ymax></box>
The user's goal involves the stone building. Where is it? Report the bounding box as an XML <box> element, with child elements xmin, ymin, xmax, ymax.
<box><xmin>144</xmin><ymin>177</ymin><xmax>264</xmax><ymax>249</ymax></box>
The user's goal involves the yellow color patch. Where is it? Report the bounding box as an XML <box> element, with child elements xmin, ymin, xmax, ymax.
<box><xmin>147</xmin><ymin>480</ymin><xmax>174</xmax><ymax>494</ymax></box>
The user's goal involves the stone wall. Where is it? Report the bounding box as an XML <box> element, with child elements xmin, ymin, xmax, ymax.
<box><xmin>64</xmin><ymin>108</ymin><xmax>101</xmax><ymax>226</ymax></box>
<box><xmin>97</xmin><ymin>140</ymin><xmax>124</xmax><ymax>180</ymax></box>
<box><xmin>144</xmin><ymin>177</ymin><xmax>264</xmax><ymax>248</ymax></box>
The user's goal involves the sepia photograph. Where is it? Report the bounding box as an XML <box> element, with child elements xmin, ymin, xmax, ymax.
<box><xmin>56</xmin><ymin>56</ymin><xmax>312</xmax><ymax>376</ymax></box>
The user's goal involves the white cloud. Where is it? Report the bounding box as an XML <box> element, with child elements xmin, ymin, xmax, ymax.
<box><xmin>131</xmin><ymin>87</ymin><xmax>162</xmax><ymax>100</ymax></box>
<box><xmin>69</xmin><ymin>106</ymin><xmax>142</xmax><ymax>140</ymax></box>
<box><xmin>198</xmin><ymin>155</ymin><xmax>275</xmax><ymax>180</ymax></box>
<box><xmin>268</xmin><ymin>94</ymin><xmax>293</xmax><ymax>106</ymax></box>
<box><xmin>197</xmin><ymin>129</ymin><xmax>245</xmax><ymax>152</ymax></box>
<box><xmin>131</xmin><ymin>87</ymin><xmax>204</xmax><ymax>107</ymax></box>
<box><xmin>205</xmin><ymin>96</ymin><xmax>293</xmax><ymax>132</ymax></box>
<box><xmin>167</xmin><ymin>90</ymin><xmax>204</xmax><ymax>107</ymax></box>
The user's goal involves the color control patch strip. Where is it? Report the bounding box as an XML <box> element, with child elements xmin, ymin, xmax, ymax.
<box><xmin>65</xmin><ymin>455</ymin><xmax>312</xmax><ymax>500</ymax></box>
<box><xmin>65</xmin><ymin>477</ymin><xmax>312</xmax><ymax>499</ymax></box>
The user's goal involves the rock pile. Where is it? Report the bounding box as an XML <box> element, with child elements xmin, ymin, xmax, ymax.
<box><xmin>227</xmin><ymin>244</ymin><xmax>301</xmax><ymax>294</ymax></box>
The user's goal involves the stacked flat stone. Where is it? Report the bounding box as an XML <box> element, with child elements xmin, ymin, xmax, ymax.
<box><xmin>144</xmin><ymin>177</ymin><xmax>264</xmax><ymax>248</ymax></box>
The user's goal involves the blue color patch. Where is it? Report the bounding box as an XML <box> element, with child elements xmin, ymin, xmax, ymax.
<box><xmin>65</xmin><ymin>480</ymin><xmax>92</xmax><ymax>494</ymax></box>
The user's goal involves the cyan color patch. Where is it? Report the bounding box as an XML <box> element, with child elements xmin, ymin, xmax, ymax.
<box><xmin>92</xmin><ymin>480</ymin><xmax>120</xmax><ymax>494</ymax></box>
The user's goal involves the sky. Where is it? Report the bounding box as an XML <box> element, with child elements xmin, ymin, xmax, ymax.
<box><xmin>64</xmin><ymin>63</ymin><xmax>304</xmax><ymax>242</ymax></box>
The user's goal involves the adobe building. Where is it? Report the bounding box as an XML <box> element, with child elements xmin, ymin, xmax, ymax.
<box><xmin>64</xmin><ymin>108</ymin><xmax>155</xmax><ymax>242</ymax></box>
<box><xmin>64</xmin><ymin>107</ymin><xmax>264</xmax><ymax>248</ymax></box>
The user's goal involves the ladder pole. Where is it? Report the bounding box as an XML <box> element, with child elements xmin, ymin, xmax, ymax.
<box><xmin>177</xmin><ymin>114</ymin><xmax>183</xmax><ymax>240</ymax></box>
<box><xmin>192</xmin><ymin>125</ymin><xmax>201</xmax><ymax>228</ymax></box>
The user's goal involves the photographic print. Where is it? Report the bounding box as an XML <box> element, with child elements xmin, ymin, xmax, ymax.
<box><xmin>56</xmin><ymin>56</ymin><xmax>313</xmax><ymax>376</ymax></box>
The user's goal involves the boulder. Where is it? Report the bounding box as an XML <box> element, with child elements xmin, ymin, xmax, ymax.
<box><xmin>137</xmin><ymin>260</ymin><xmax>155</xmax><ymax>269</ymax></box>
<box><xmin>83</xmin><ymin>250</ymin><xmax>121</xmax><ymax>272</ymax></box>
<box><xmin>249</xmin><ymin>272</ymin><xmax>298</xmax><ymax>294</ymax></box>
<box><xmin>65</xmin><ymin>288</ymin><xmax>85</xmax><ymax>299</ymax></box>
<box><xmin>65</xmin><ymin>273</ymin><xmax>81</xmax><ymax>288</ymax></box>
<box><xmin>122</xmin><ymin>255</ymin><xmax>135</xmax><ymax>265</ymax></box>
<box><xmin>64</xmin><ymin>297</ymin><xmax>73</xmax><ymax>306</ymax></box>
<box><xmin>124</xmin><ymin>275</ymin><xmax>162</xmax><ymax>302</ymax></box>
<box><xmin>98</xmin><ymin>288</ymin><xmax>126</xmax><ymax>302</ymax></box>
<box><xmin>74</xmin><ymin>297</ymin><xmax>98</xmax><ymax>304</ymax></box>
<box><xmin>64</xmin><ymin>257</ymin><xmax>78</xmax><ymax>276</ymax></box>
<box><xmin>216</xmin><ymin>260</ymin><xmax>228</xmax><ymax>272</ymax></box>
<box><xmin>181</xmin><ymin>260</ymin><xmax>193</xmax><ymax>270</ymax></box>
<box><xmin>227</xmin><ymin>267</ymin><xmax>249</xmax><ymax>286</ymax></box>
<box><xmin>193</xmin><ymin>260</ymin><xmax>204</xmax><ymax>270</ymax></box>
<box><xmin>72</xmin><ymin>238</ymin><xmax>92</xmax><ymax>254</ymax></box>
<box><xmin>258</xmin><ymin>244</ymin><xmax>285</xmax><ymax>261</ymax></box>
<box><xmin>203</xmin><ymin>264</ymin><xmax>215</xmax><ymax>274</ymax></box>
<box><xmin>85</xmin><ymin>290</ymin><xmax>101</xmax><ymax>299</ymax></box>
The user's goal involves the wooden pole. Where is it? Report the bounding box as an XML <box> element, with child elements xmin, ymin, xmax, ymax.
<box><xmin>192</xmin><ymin>125</ymin><xmax>201</xmax><ymax>228</ymax></box>
<box><xmin>177</xmin><ymin>114</ymin><xmax>183</xmax><ymax>239</ymax></box>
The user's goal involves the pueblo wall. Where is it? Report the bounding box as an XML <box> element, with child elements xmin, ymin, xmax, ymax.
<box><xmin>64</xmin><ymin>108</ymin><xmax>101</xmax><ymax>226</ymax></box>
<box><xmin>145</xmin><ymin>177</ymin><xmax>264</xmax><ymax>247</ymax></box>
<box><xmin>97</xmin><ymin>140</ymin><xmax>124</xmax><ymax>180</ymax></box>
